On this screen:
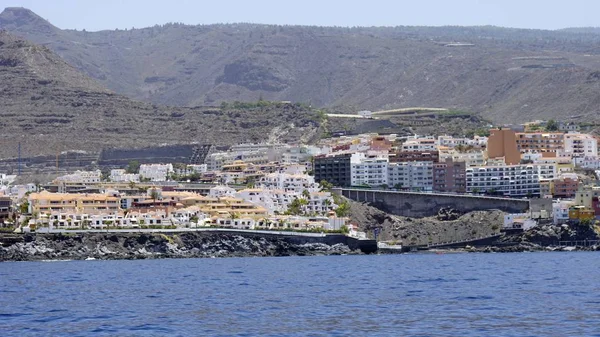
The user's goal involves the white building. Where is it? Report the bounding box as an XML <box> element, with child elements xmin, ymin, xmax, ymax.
<box><xmin>439</xmin><ymin>149</ymin><xmax>486</xmax><ymax>167</ymax></box>
<box><xmin>282</xmin><ymin>146</ymin><xmax>312</xmax><ymax>164</ymax></box>
<box><xmin>205</xmin><ymin>146</ymin><xmax>282</xmax><ymax>172</ymax></box>
<box><xmin>187</xmin><ymin>164</ymin><xmax>208</xmax><ymax>174</ymax></box>
<box><xmin>564</xmin><ymin>132</ymin><xmax>598</xmax><ymax>158</ymax></box>
<box><xmin>437</xmin><ymin>135</ymin><xmax>470</xmax><ymax>148</ymax></box>
<box><xmin>401</xmin><ymin>137</ymin><xmax>437</xmax><ymax>152</ymax></box>
<box><xmin>553</xmin><ymin>200</ymin><xmax>573</xmax><ymax>225</ymax></box>
<box><xmin>574</xmin><ymin>156</ymin><xmax>600</xmax><ymax>170</ymax></box>
<box><xmin>358</xmin><ymin>110</ymin><xmax>372</xmax><ymax>118</ymax></box>
<box><xmin>503</xmin><ymin>213</ymin><xmax>537</xmax><ymax>230</ymax></box>
<box><xmin>110</xmin><ymin>169</ymin><xmax>140</xmax><ymax>183</ymax></box>
<box><xmin>388</xmin><ymin>161</ymin><xmax>433</xmax><ymax>191</ymax></box>
<box><xmin>259</xmin><ymin>172</ymin><xmax>320</xmax><ymax>193</ymax></box>
<box><xmin>466</xmin><ymin>164</ymin><xmax>542</xmax><ymax>197</ymax></box>
<box><xmin>350</xmin><ymin>153</ymin><xmax>389</xmax><ymax>187</ymax></box>
<box><xmin>54</xmin><ymin>170</ymin><xmax>102</xmax><ymax>184</ymax></box>
<box><xmin>208</xmin><ymin>185</ymin><xmax>237</xmax><ymax>198</ymax></box>
<box><xmin>139</xmin><ymin>164</ymin><xmax>173</xmax><ymax>182</ymax></box>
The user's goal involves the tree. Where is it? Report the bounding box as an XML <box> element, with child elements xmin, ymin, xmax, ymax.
<box><xmin>150</xmin><ymin>189</ymin><xmax>160</xmax><ymax>205</ymax></box>
<box><xmin>286</xmin><ymin>197</ymin><xmax>304</xmax><ymax>215</ymax></box>
<box><xmin>322</xmin><ymin>199</ymin><xmax>331</xmax><ymax>213</ymax></box>
<box><xmin>320</xmin><ymin>180</ymin><xmax>334</xmax><ymax>191</ymax></box>
<box><xmin>335</xmin><ymin>200</ymin><xmax>350</xmax><ymax>217</ymax></box>
<box><xmin>126</xmin><ymin>160</ymin><xmax>141</xmax><ymax>174</ymax></box>
<box><xmin>302</xmin><ymin>189</ymin><xmax>310</xmax><ymax>199</ymax></box>
<box><xmin>19</xmin><ymin>201</ymin><xmax>29</xmax><ymax>214</ymax></box>
<box><xmin>546</xmin><ymin>119</ymin><xmax>559</xmax><ymax>131</ymax></box>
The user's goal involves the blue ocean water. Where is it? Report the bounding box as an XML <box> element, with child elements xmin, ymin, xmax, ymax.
<box><xmin>1</xmin><ymin>253</ymin><xmax>600</xmax><ymax>336</ymax></box>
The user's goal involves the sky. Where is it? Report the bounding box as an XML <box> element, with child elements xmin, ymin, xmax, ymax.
<box><xmin>1</xmin><ymin>0</ymin><xmax>598</xmax><ymax>31</ymax></box>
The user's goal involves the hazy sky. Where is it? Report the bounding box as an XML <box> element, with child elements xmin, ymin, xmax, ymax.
<box><xmin>1</xmin><ymin>0</ymin><xmax>598</xmax><ymax>31</ymax></box>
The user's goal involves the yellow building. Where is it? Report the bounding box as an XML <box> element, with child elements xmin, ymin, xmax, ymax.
<box><xmin>28</xmin><ymin>191</ymin><xmax>120</xmax><ymax>215</ymax></box>
<box><xmin>180</xmin><ymin>195</ymin><xmax>267</xmax><ymax>219</ymax></box>
<box><xmin>568</xmin><ymin>206</ymin><xmax>595</xmax><ymax>222</ymax></box>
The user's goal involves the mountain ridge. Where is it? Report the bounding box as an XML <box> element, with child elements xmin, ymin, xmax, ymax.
<box><xmin>0</xmin><ymin>30</ymin><xmax>322</xmax><ymax>158</ymax></box>
<box><xmin>3</xmin><ymin>7</ymin><xmax>600</xmax><ymax>123</ymax></box>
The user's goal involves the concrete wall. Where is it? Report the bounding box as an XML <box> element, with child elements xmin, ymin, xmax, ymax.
<box><xmin>335</xmin><ymin>188</ymin><xmax>530</xmax><ymax>217</ymax></box>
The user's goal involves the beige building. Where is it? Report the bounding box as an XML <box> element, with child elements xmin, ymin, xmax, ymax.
<box><xmin>515</xmin><ymin>132</ymin><xmax>564</xmax><ymax>154</ymax></box>
<box><xmin>487</xmin><ymin>129</ymin><xmax>521</xmax><ymax>165</ymax></box>
<box><xmin>28</xmin><ymin>191</ymin><xmax>120</xmax><ymax>215</ymax></box>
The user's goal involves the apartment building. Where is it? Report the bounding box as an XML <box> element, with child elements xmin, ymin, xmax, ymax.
<box><xmin>433</xmin><ymin>159</ymin><xmax>466</xmax><ymax>193</ymax></box>
<box><xmin>388</xmin><ymin>161</ymin><xmax>433</xmax><ymax>191</ymax></box>
<box><xmin>437</xmin><ymin>135</ymin><xmax>470</xmax><ymax>148</ymax></box>
<box><xmin>54</xmin><ymin>170</ymin><xmax>102</xmax><ymax>184</ymax></box>
<box><xmin>552</xmin><ymin>177</ymin><xmax>579</xmax><ymax>198</ymax></box>
<box><xmin>515</xmin><ymin>132</ymin><xmax>564</xmax><ymax>153</ymax></box>
<box><xmin>350</xmin><ymin>153</ymin><xmax>389</xmax><ymax>187</ymax></box>
<box><xmin>573</xmin><ymin>156</ymin><xmax>600</xmax><ymax>170</ymax></box>
<box><xmin>28</xmin><ymin>191</ymin><xmax>120</xmax><ymax>215</ymax></box>
<box><xmin>487</xmin><ymin>129</ymin><xmax>521</xmax><ymax>165</ymax></box>
<box><xmin>259</xmin><ymin>172</ymin><xmax>320</xmax><ymax>193</ymax></box>
<box><xmin>465</xmin><ymin>164</ymin><xmax>542</xmax><ymax>197</ymax></box>
<box><xmin>390</xmin><ymin>150</ymin><xmax>439</xmax><ymax>163</ymax></box>
<box><xmin>109</xmin><ymin>169</ymin><xmax>140</xmax><ymax>183</ymax></box>
<box><xmin>438</xmin><ymin>148</ymin><xmax>486</xmax><ymax>167</ymax></box>
<box><xmin>139</xmin><ymin>164</ymin><xmax>174</xmax><ymax>182</ymax></box>
<box><xmin>313</xmin><ymin>153</ymin><xmax>352</xmax><ymax>187</ymax></box>
<box><xmin>401</xmin><ymin>137</ymin><xmax>437</xmax><ymax>152</ymax></box>
<box><xmin>564</xmin><ymin>133</ymin><xmax>598</xmax><ymax>158</ymax></box>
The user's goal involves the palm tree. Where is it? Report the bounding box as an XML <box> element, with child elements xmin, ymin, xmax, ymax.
<box><xmin>150</xmin><ymin>189</ymin><xmax>160</xmax><ymax>206</ymax></box>
<box><xmin>298</xmin><ymin>198</ymin><xmax>309</xmax><ymax>215</ymax></box>
<box><xmin>322</xmin><ymin>199</ymin><xmax>331</xmax><ymax>214</ymax></box>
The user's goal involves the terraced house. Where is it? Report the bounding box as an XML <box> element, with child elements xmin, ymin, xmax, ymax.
<box><xmin>28</xmin><ymin>191</ymin><xmax>120</xmax><ymax>214</ymax></box>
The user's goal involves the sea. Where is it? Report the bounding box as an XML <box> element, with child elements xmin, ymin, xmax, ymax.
<box><xmin>1</xmin><ymin>252</ymin><xmax>599</xmax><ymax>336</ymax></box>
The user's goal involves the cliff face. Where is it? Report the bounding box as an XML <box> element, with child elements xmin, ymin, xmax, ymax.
<box><xmin>5</xmin><ymin>7</ymin><xmax>600</xmax><ymax>122</ymax></box>
<box><xmin>0</xmin><ymin>232</ymin><xmax>361</xmax><ymax>261</ymax></box>
<box><xmin>0</xmin><ymin>31</ymin><xmax>322</xmax><ymax>157</ymax></box>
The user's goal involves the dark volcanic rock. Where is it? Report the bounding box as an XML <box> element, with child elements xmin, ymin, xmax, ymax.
<box><xmin>0</xmin><ymin>232</ymin><xmax>358</xmax><ymax>262</ymax></box>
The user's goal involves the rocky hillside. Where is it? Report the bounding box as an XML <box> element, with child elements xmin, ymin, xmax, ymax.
<box><xmin>3</xmin><ymin>7</ymin><xmax>600</xmax><ymax>122</ymax></box>
<box><xmin>0</xmin><ymin>31</ymin><xmax>322</xmax><ymax>157</ymax></box>
<box><xmin>347</xmin><ymin>199</ymin><xmax>504</xmax><ymax>245</ymax></box>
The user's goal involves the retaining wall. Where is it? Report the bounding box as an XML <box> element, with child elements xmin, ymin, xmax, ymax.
<box><xmin>336</xmin><ymin>188</ymin><xmax>530</xmax><ymax>217</ymax></box>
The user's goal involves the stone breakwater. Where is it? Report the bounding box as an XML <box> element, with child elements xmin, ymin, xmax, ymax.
<box><xmin>0</xmin><ymin>232</ymin><xmax>374</xmax><ymax>262</ymax></box>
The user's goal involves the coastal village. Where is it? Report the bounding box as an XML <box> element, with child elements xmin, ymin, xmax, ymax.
<box><xmin>0</xmin><ymin>119</ymin><xmax>599</xmax><ymax>242</ymax></box>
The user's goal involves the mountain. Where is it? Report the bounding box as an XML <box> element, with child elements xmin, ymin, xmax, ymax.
<box><xmin>3</xmin><ymin>7</ymin><xmax>600</xmax><ymax>123</ymax></box>
<box><xmin>0</xmin><ymin>30</ymin><xmax>322</xmax><ymax>158</ymax></box>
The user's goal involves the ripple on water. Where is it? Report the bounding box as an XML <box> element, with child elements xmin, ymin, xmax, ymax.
<box><xmin>1</xmin><ymin>253</ymin><xmax>599</xmax><ymax>336</ymax></box>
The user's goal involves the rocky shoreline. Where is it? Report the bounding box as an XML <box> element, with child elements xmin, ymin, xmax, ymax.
<box><xmin>0</xmin><ymin>232</ymin><xmax>365</xmax><ymax>262</ymax></box>
<box><xmin>429</xmin><ymin>221</ymin><xmax>600</xmax><ymax>253</ymax></box>
<box><xmin>435</xmin><ymin>243</ymin><xmax>600</xmax><ymax>253</ymax></box>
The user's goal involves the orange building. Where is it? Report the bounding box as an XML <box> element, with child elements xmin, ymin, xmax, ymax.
<box><xmin>487</xmin><ymin>129</ymin><xmax>521</xmax><ymax>165</ymax></box>
<box><xmin>515</xmin><ymin>132</ymin><xmax>564</xmax><ymax>153</ymax></box>
<box><xmin>370</xmin><ymin>136</ymin><xmax>393</xmax><ymax>151</ymax></box>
